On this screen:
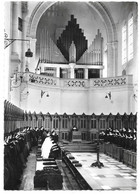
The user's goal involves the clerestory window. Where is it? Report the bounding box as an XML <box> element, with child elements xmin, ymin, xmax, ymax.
<box><xmin>122</xmin><ymin>15</ymin><xmax>133</xmax><ymax>65</ymax></box>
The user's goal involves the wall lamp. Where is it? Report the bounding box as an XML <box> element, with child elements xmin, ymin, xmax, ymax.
<box><xmin>105</xmin><ymin>92</ymin><xmax>111</xmax><ymax>100</ymax></box>
<box><xmin>133</xmin><ymin>94</ymin><xmax>137</xmax><ymax>101</ymax></box>
<box><xmin>4</xmin><ymin>37</ymin><xmax>33</xmax><ymax>57</ymax></box>
<box><xmin>41</xmin><ymin>90</ymin><xmax>49</xmax><ymax>98</ymax></box>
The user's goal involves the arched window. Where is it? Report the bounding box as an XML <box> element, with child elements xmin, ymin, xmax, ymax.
<box><xmin>91</xmin><ymin>118</ymin><xmax>97</xmax><ymax>129</ymax></box>
<box><xmin>62</xmin><ymin>115</ymin><xmax>68</xmax><ymax>129</ymax></box>
<box><xmin>116</xmin><ymin>119</ymin><xmax>122</xmax><ymax>129</ymax></box>
<box><xmin>128</xmin><ymin>15</ymin><xmax>133</xmax><ymax>61</ymax></box>
<box><xmin>80</xmin><ymin>116</ymin><xmax>86</xmax><ymax>129</ymax></box>
<box><xmin>53</xmin><ymin>117</ymin><xmax>59</xmax><ymax>129</ymax></box>
<box><xmin>100</xmin><ymin>119</ymin><xmax>106</xmax><ymax>129</ymax></box>
<box><xmin>122</xmin><ymin>14</ymin><xmax>133</xmax><ymax>65</ymax></box>
<box><xmin>38</xmin><ymin>118</ymin><xmax>43</xmax><ymax>128</ymax></box>
<box><xmin>45</xmin><ymin>117</ymin><xmax>51</xmax><ymax>129</ymax></box>
<box><xmin>122</xmin><ymin>23</ymin><xmax>127</xmax><ymax>65</ymax></box>
<box><xmin>108</xmin><ymin>119</ymin><xmax>114</xmax><ymax>129</ymax></box>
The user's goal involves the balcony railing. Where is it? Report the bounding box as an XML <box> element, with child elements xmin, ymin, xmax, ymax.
<box><xmin>24</xmin><ymin>72</ymin><xmax>133</xmax><ymax>89</ymax></box>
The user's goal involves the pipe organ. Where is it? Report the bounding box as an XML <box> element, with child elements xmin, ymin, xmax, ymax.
<box><xmin>77</xmin><ymin>29</ymin><xmax>103</xmax><ymax>65</ymax></box>
<box><xmin>38</xmin><ymin>15</ymin><xmax>104</xmax><ymax>79</ymax></box>
<box><xmin>38</xmin><ymin>16</ymin><xmax>103</xmax><ymax>66</ymax></box>
<box><xmin>57</xmin><ymin>15</ymin><xmax>88</xmax><ymax>62</ymax></box>
<box><xmin>39</xmin><ymin>28</ymin><xmax>68</xmax><ymax>64</ymax></box>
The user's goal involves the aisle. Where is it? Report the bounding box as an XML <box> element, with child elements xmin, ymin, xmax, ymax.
<box><xmin>18</xmin><ymin>147</ymin><xmax>37</xmax><ymax>190</ymax></box>
<box><xmin>18</xmin><ymin>147</ymin><xmax>80</xmax><ymax>190</ymax></box>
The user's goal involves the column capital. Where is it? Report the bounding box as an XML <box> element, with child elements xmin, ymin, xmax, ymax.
<box><xmin>107</xmin><ymin>41</ymin><xmax>118</xmax><ymax>49</ymax></box>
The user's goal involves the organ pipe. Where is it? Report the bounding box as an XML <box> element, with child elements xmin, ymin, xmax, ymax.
<box><xmin>39</xmin><ymin>18</ymin><xmax>103</xmax><ymax>66</ymax></box>
<box><xmin>39</xmin><ymin>27</ymin><xmax>67</xmax><ymax>64</ymax></box>
<box><xmin>56</xmin><ymin>15</ymin><xmax>88</xmax><ymax>62</ymax></box>
<box><xmin>77</xmin><ymin>29</ymin><xmax>103</xmax><ymax>65</ymax></box>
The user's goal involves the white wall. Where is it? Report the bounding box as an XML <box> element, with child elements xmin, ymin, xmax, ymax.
<box><xmin>60</xmin><ymin>89</ymin><xmax>88</xmax><ymax>114</ymax></box>
<box><xmin>4</xmin><ymin>2</ymin><xmax>11</xmax><ymax>101</ymax></box>
<box><xmin>88</xmin><ymin>87</ymin><xmax>134</xmax><ymax>115</ymax></box>
<box><xmin>20</xmin><ymin>82</ymin><xmax>135</xmax><ymax>115</ymax></box>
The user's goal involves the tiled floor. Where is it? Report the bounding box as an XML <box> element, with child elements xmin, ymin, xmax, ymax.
<box><xmin>18</xmin><ymin>149</ymin><xmax>136</xmax><ymax>191</ymax></box>
<box><xmin>72</xmin><ymin>152</ymin><xmax>136</xmax><ymax>190</ymax></box>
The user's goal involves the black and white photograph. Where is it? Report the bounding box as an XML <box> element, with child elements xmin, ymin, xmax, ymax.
<box><xmin>1</xmin><ymin>0</ymin><xmax>139</xmax><ymax>192</ymax></box>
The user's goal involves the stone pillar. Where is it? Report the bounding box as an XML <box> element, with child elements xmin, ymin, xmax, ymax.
<box><xmin>71</xmin><ymin>68</ymin><xmax>75</xmax><ymax>79</ymax></box>
<box><xmin>112</xmin><ymin>41</ymin><xmax>118</xmax><ymax>77</ymax></box>
<box><xmin>107</xmin><ymin>41</ymin><xmax>118</xmax><ymax>77</ymax></box>
<box><xmin>10</xmin><ymin>2</ymin><xmax>20</xmax><ymax>77</ymax></box>
<box><xmin>69</xmin><ymin>63</ymin><xmax>75</xmax><ymax>79</ymax></box>
<box><xmin>85</xmin><ymin>68</ymin><xmax>88</xmax><ymax>79</ymax></box>
<box><xmin>21</xmin><ymin>1</ymin><xmax>28</xmax><ymax>73</ymax></box>
<box><xmin>56</xmin><ymin>67</ymin><xmax>60</xmax><ymax>78</ymax></box>
<box><xmin>11</xmin><ymin>2</ymin><xmax>18</xmax><ymax>54</ymax></box>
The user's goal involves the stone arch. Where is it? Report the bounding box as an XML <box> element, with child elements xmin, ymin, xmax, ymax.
<box><xmin>27</xmin><ymin>1</ymin><xmax>118</xmax><ymax>77</ymax></box>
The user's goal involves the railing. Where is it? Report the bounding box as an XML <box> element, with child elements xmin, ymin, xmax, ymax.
<box><xmin>123</xmin><ymin>149</ymin><xmax>136</xmax><ymax>168</ymax></box>
<box><xmin>101</xmin><ymin>143</ymin><xmax>136</xmax><ymax>169</ymax></box>
<box><xmin>28</xmin><ymin>73</ymin><xmax>58</xmax><ymax>86</ymax></box>
<box><xmin>63</xmin><ymin>79</ymin><xmax>86</xmax><ymax>88</ymax></box>
<box><xmin>90</xmin><ymin>75</ymin><xmax>132</xmax><ymax>88</ymax></box>
<box><xmin>24</xmin><ymin>72</ymin><xmax>133</xmax><ymax>89</ymax></box>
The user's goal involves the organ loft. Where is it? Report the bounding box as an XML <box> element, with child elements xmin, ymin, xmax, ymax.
<box><xmin>3</xmin><ymin>1</ymin><xmax>138</xmax><ymax>191</ymax></box>
<box><xmin>37</xmin><ymin>14</ymin><xmax>103</xmax><ymax>79</ymax></box>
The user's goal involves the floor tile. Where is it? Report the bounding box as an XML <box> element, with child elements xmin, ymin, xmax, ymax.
<box><xmin>72</xmin><ymin>152</ymin><xmax>136</xmax><ymax>190</ymax></box>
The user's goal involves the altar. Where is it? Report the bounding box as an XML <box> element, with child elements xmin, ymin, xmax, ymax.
<box><xmin>72</xmin><ymin>131</ymin><xmax>82</xmax><ymax>142</ymax></box>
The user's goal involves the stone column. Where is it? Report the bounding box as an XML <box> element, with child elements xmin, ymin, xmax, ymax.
<box><xmin>107</xmin><ymin>41</ymin><xmax>118</xmax><ymax>77</ymax></box>
<box><xmin>85</xmin><ymin>68</ymin><xmax>88</xmax><ymax>79</ymax></box>
<box><xmin>11</xmin><ymin>2</ymin><xmax>18</xmax><ymax>54</ymax></box>
<box><xmin>56</xmin><ymin>67</ymin><xmax>60</xmax><ymax>78</ymax></box>
<box><xmin>10</xmin><ymin>2</ymin><xmax>20</xmax><ymax>77</ymax></box>
<box><xmin>112</xmin><ymin>41</ymin><xmax>118</xmax><ymax>77</ymax></box>
<box><xmin>21</xmin><ymin>1</ymin><xmax>28</xmax><ymax>73</ymax></box>
<box><xmin>69</xmin><ymin>63</ymin><xmax>75</xmax><ymax>79</ymax></box>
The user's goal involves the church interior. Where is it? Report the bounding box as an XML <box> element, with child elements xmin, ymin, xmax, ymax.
<box><xmin>3</xmin><ymin>1</ymin><xmax>138</xmax><ymax>191</ymax></box>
